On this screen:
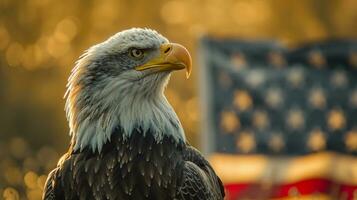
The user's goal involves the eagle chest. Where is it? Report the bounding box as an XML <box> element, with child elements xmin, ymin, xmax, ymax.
<box><xmin>59</xmin><ymin>131</ymin><xmax>185</xmax><ymax>200</ymax></box>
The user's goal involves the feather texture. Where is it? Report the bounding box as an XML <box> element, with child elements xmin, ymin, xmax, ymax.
<box><xmin>43</xmin><ymin>128</ymin><xmax>224</xmax><ymax>200</ymax></box>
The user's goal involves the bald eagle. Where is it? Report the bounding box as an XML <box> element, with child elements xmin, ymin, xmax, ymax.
<box><xmin>43</xmin><ymin>28</ymin><xmax>225</xmax><ymax>200</ymax></box>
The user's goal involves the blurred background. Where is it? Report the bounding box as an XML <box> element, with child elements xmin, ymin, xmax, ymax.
<box><xmin>0</xmin><ymin>0</ymin><xmax>357</xmax><ymax>199</ymax></box>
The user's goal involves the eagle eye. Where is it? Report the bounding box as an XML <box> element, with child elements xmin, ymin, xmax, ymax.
<box><xmin>129</xmin><ymin>48</ymin><xmax>144</xmax><ymax>59</ymax></box>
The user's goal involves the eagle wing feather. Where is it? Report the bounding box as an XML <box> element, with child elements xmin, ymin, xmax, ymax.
<box><xmin>178</xmin><ymin>145</ymin><xmax>225</xmax><ymax>200</ymax></box>
<box><xmin>42</xmin><ymin>168</ymin><xmax>60</xmax><ymax>200</ymax></box>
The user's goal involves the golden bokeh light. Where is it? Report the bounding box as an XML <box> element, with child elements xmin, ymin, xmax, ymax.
<box><xmin>287</xmin><ymin>109</ymin><xmax>305</xmax><ymax>130</ymax></box>
<box><xmin>3</xmin><ymin>187</ymin><xmax>19</xmax><ymax>200</ymax></box>
<box><xmin>309</xmin><ymin>88</ymin><xmax>326</xmax><ymax>109</ymax></box>
<box><xmin>307</xmin><ymin>128</ymin><xmax>326</xmax><ymax>151</ymax></box>
<box><xmin>54</xmin><ymin>18</ymin><xmax>78</xmax><ymax>43</ymax></box>
<box><xmin>24</xmin><ymin>171</ymin><xmax>38</xmax><ymax>189</ymax></box>
<box><xmin>236</xmin><ymin>131</ymin><xmax>256</xmax><ymax>153</ymax></box>
<box><xmin>327</xmin><ymin>109</ymin><xmax>346</xmax><ymax>131</ymax></box>
<box><xmin>233</xmin><ymin>90</ymin><xmax>253</xmax><ymax>111</ymax></box>
<box><xmin>221</xmin><ymin>111</ymin><xmax>240</xmax><ymax>133</ymax></box>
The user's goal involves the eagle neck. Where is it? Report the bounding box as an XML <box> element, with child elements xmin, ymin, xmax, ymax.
<box><xmin>72</xmin><ymin>79</ymin><xmax>186</xmax><ymax>153</ymax></box>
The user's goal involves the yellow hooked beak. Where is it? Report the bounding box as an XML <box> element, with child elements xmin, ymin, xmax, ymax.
<box><xmin>135</xmin><ymin>43</ymin><xmax>192</xmax><ymax>78</ymax></box>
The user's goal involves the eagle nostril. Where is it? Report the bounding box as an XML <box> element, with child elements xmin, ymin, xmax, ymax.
<box><xmin>164</xmin><ymin>47</ymin><xmax>171</xmax><ymax>54</ymax></box>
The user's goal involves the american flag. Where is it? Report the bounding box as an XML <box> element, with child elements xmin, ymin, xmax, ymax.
<box><xmin>198</xmin><ymin>38</ymin><xmax>357</xmax><ymax>199</ymax></box>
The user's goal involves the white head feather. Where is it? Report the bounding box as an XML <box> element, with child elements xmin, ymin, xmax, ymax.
<box><xmin>65</xmin><ymin>28</ymin><xmax>186</xmax><ymax>152</ymax></box>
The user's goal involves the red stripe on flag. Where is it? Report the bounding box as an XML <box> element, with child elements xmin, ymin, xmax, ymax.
<box><xmin>224</xmin><ymin>178</ymin><xmax>347</xmax><ymax>199</ymax></box>
<box><xmin>225</xmin><ymin>184</ymin><xmax>252</xmax><ymax>199</ymax></box>
<box><xmin>272</xmin><ymin>178</ymin><xmax>332</xmax><ymax>197</ymax></box>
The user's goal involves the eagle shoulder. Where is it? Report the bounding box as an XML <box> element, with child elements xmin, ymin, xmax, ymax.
<box><xmin>42</xmin><ymin>167</ymin><xmax>62</xmax><ymax>200</ymax></box>
<box><xmin>177</xmin><ymin>144</ymin><xmax>225</xmax><ymax>200</ymax></box>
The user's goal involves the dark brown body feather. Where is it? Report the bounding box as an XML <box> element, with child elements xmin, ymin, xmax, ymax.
<box><xmin>43</xmin><ymin>127</ymin><xmax>225</xmax><ymax>200</ymax></box>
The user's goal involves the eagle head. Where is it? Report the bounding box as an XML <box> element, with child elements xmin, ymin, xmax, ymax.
<box><xmin>65</xmin><ymin>28</ymin><xmax>192</xmax><ymax>152</ymax></box>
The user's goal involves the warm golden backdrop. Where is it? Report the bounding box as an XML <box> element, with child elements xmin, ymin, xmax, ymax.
<box><xmin>0</xmin><ymin>0</ymin><xmax>357</xmax><ymax>199</ymax></box>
